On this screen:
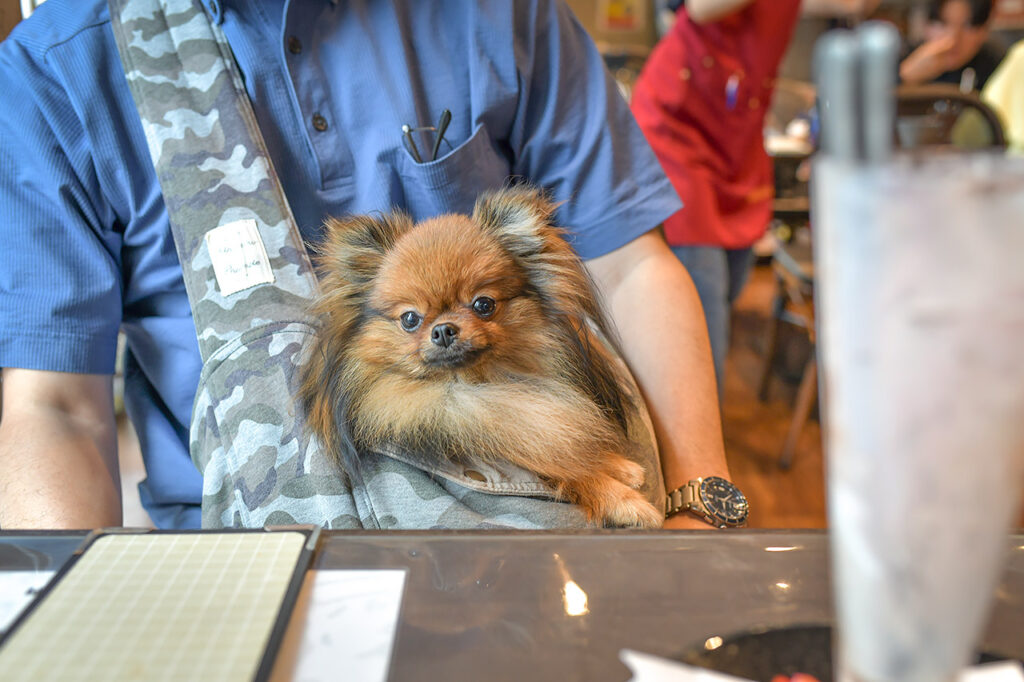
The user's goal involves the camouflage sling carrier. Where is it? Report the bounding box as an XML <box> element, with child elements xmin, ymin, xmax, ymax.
<box><xmin>108</xmin><ymin>0</ymin><xmax>664</xmax><ymax>529</ymax></box>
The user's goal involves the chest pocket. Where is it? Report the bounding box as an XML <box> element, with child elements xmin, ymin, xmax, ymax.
<box><xmin>397</xmin><ymin>124</ymin><xmax>511</xmax><ymax>218</ymax></box>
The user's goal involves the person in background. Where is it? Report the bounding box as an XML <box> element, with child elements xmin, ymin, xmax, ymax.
<box><xmin>900</xmin><ymin>0</ymin><xmax>1006</xmax><ymax>92</ymax></box>
<box><xmin>630</xmin><ymin>0</ymin><xmax>877</xmax><ymax>392</ymax></box>
<box><xmin>0</xmin><ymin>0</ymin><xmax>731</xmax><ymax>531</ymax></box>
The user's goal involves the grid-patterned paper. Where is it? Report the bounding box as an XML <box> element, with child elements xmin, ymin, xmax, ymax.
<box><xmin>0</xmin><ymin>531</ymin><xmax>308</xmax><ymax>682</ymax></box>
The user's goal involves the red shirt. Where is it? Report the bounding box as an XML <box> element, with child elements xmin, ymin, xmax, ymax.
<box><xmin>631</xmin><ymin>1</ymin><xmax>802</xmax><ymax>248</ymax></box>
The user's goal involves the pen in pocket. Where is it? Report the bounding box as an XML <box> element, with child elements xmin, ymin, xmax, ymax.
<box><xmin>402</xmin><ymin>109</ymin><xmax>453</xmax><ymax>163</ymax></box>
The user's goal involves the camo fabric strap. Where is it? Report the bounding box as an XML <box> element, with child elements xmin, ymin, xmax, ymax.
<box><xmin>109</xmin><ymin>0</ymin><xmax>666</xmax><ymax>529</ymax></box>
<box><xmin>109</xmin><ymin>0</ymin><xmax>362</xmax><ymax>528</ymax></box>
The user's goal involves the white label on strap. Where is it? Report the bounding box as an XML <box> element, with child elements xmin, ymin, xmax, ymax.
<box><xmin>204</xmin><ymin>218</ymin><xmax>275</xmax><ymax>296</ymax></box>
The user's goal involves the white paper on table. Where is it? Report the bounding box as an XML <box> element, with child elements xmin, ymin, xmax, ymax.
<box><xmin>620</xmin><ymin>650</ymin><xmax>750</xmax><ymax>682</ymax></box>
<box><xmin>290</xmin><ymin>569</ymin><xmax>407</xmax><ymax>682</ymax></box>
<box><xmin>0</xmin><ymin>571</ymin><xmax>55</xmax><ymax>633</ymax></box>
<box><xmin>620</xmin><ymin>649</ymin><xmax>1024</xmax><ymax>682</ymax></box>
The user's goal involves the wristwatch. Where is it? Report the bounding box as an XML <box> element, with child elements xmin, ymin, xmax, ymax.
<box><xmin>664</xmin><ymin>476</ymin><xmax>749</xmax><ymax>528</ymax></box>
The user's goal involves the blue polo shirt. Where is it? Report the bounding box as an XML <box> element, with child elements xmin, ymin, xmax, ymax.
<box><xmin>0</xmin><ymin>0</ymin><xmax>681</xmax><ymax>528</ymax></box>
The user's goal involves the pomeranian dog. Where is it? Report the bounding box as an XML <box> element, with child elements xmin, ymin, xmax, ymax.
<box><xmin>298</xmin><ymin>186</ymin><xmax>663</xmax><ymax>528</ymax></box>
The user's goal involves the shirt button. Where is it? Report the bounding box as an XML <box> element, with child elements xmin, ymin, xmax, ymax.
<box><xmin>464</xmin><ymin>469</ymin><xmax>487</xmax><ymax>482</ymax></box>
<box><xmin>312</xmin><ymin>114</ymin><xmax>328</xmax><ymax>132</ymax></box>
<box><xmin>678</xmin><ymin>67</ymin><xmax>691</xmax><ymax>81</ymax></box>
<box><xmin>748</xmin><ymin>97</ymin><xmax>761</xmax><ymax>109</ymax></box>
<box><xmin>702</xmin><ymin>55</ymin><xmax>715</xmax><ymax>68</ymax></box>
<box><xmin>287</xmin><ymin>36</ymin><xmax>302</xmax><ymax>54</ymax></box>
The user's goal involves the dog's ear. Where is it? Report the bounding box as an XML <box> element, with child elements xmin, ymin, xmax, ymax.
<box><xmin>475</xmin><ymin>186</ymin><xmax>634</xmax><ymax>431</ymax></box>
<box><xmin>315</xmin><ymin>211</ymin><xmax>413</xmax><ymax>288</ymax></box>
<box><xmin>473</xmin><ymin>186</ymin><xmax>604</xmax><ymax>328</ymax></box>
<box><xmin>301</xmin><ymin>211</ymin><xmax>414</xmax><ymax>487</ymax></box>
<box><xmin>472</xmin><ymin>186</ymin><xmax>558</xmax><ymax>259</ymax></box>
<box><xmin>306</xmin><ymin>210</ymin><xmax>414</xmax><ymax>380</ymax></box>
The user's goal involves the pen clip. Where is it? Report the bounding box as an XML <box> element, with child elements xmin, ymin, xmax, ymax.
<box><xmin>725</xmin><ymin>74</ymin><xmax>739</xmax><ymax>111</ymax></box>
<box><xmin>402</xmin><ymin>124</ymin><xmax>423</xmax><ymax>164</ymax></box>
<box><xmin>402</xmin><ymin>110</ymin><xmax>453</xmax><ymax>164</ymax></box>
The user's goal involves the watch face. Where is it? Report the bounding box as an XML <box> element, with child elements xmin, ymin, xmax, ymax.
<box><xmin>699</xmin><ymin>476</ymin><xmax>749</xmax><ymax>526</ymax></box>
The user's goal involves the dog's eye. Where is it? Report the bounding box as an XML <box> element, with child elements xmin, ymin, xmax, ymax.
<box><xmin>472</xmin><ymin>296</ymin><xmax>496</xmax><ymax>318</ymax></box>
<box><xmin>399</xmin><ymin>311</ymin><xmax>422</xmax><ymax>331</ymax></box>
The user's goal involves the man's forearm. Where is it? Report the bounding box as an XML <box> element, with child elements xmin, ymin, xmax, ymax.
<box><xmin>899</xmin><ymin>39</ymin><xmax>956</xmax><ymax>85</ymax></box>
<box><xmin>0</xmin><ymin>371</ymin><xmax>122</xmax><ymax>529</ymax></box>
<box><xmin>587</xmin><ymin>232</ymin><xmax>731</xmax><ymax>494</ymax></box>
<box><xmin>801</xmin><ymin>0</ymin><xmax>881</xmax><ymax>18</ymax></box>
<box><xmin>686</xmin><ymin>0</ymin><xmax>757</xmax><ymax>24</ymax></box>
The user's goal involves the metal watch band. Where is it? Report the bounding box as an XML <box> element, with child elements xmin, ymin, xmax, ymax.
<box><xmin>664</xmin><ymin>480</ymin><xmax>698</xmax><ymax>517</ymax></box>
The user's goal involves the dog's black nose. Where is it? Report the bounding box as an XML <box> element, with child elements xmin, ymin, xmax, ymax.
<box><xmin>430</xmin><ymin>322</ymin><xmax>459</xmax><ymax>348</ymax></box>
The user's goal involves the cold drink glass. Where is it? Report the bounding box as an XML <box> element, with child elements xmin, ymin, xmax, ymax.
<box><xmin>813</xmin><ymin>151</ymin><xmax>1024</xmax><ymax>682</ymax></box>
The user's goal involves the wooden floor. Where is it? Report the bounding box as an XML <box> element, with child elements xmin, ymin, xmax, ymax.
<box><xmin>723</xmin><ymin>261</ymin><xmax>826</xmax><ymax>529</ymax></box>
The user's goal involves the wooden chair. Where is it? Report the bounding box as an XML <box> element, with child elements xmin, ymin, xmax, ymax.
<box><xmin>895</xmin><ymin>83</ymin><xmax>1007</xmax><ymax>150</ymax></box>
<box><xmin>758</xmin><ymin>230</ymin><xmax>816</xmax><ymax>470</ymax></box>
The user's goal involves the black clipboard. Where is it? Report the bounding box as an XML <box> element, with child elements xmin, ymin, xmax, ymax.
<box><xmin>0</xmin><ymin>526</ymin><xmax>320</xmax><ymax>682</ymax></box>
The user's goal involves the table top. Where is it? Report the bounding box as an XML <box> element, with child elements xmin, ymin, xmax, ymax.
<box><xmin>310</xmin><ymin>530</ymin><xmax>1024</xmax><ymax>680</ymax></box>
<box><xmin>2</xmin><ymin>530</ymin><xmax>1023</xmax><ymax>681</ymax></box>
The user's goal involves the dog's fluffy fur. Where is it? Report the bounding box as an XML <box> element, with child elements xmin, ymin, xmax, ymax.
<box><xmin>298</xmin><ymin>187</ymin><xmax>662</xmax><ymax>528</ymax></box>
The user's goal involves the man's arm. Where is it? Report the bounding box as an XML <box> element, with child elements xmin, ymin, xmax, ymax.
<box><xmin>687</xmin><ymin>0</ymin><xmax>880</xmax><ymax>24</ymax></box>
<box><xmin>899</xmin><ymin>34</ymin><xmax>959</xmax><ymax>84</ymax></box>
<box><xmin>586</xmin><ymin>230</ymin><xmax>731</xmax><ymax>529</ymax></box>
<box><xmin>800</xmin><ymin>0</ymin><xmax>881</xmax><ymax>17</ymax></box>
<box><xmin>0</xmin><ymin>369</ymin><xmax>122</xmax><ymax>529</ymax></box>
<box><xmin>686</xmin><ymin>0</ymin><xmax>757</xmax><ymax>24</ymax></box>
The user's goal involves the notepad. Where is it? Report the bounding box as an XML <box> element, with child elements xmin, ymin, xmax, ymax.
<box><xmin>0</xmin><ymin>529</ymin><xmax>315</xmax><ymax>682</ymax></box>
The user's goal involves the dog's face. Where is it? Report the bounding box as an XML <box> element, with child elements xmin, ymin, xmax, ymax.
<box><xmin>302</xmin><ymin>187</ymin><xmax>637</xmax><ymax>480</ymax></box>
<box><xmin>355</xmin><ymin>215</ymin><xmax>555</xmax><ymax>381</ymax></box>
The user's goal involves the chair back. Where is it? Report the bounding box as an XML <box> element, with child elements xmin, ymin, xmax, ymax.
<box><xmin>896</xmin><ymin>83</ymin><xmax>1007</xmax><ymax>150</ymax></box>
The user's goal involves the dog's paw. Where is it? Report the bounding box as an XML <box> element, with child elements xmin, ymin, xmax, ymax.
<box><xmin>606</xmin><ymin>457</ymin><xmax>646</xmax><ymax>489</ymax></box>
<box><xmin>603</xmin><ymin>492</ymin><xmax>663</xmax><ymax>529</ymax></box>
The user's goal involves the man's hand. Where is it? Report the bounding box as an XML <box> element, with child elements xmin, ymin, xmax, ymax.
<box><xmin>0</xmin><ymin>369</ymin><xmax>122</xmax><ymax>529</ymax></box>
